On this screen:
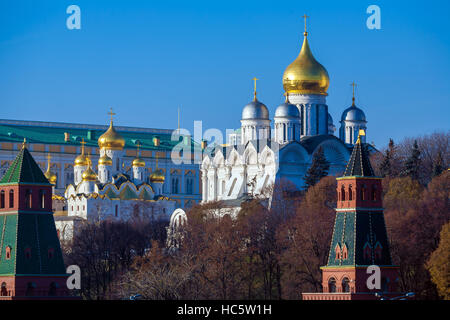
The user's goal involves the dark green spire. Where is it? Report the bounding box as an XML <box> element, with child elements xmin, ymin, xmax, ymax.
<box><xmin>343</xmin><ymin>140</ymin><xmax>375</xmax><ymax>177</ymax></box>
<box><xmin>0</xmin><ymin>145</ymin><xmax>50</xmax><ymax>185</ymax></box>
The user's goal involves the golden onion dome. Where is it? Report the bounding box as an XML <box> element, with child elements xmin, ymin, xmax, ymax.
<box><xmin>98</xmin><ymin>120</ymin><xmax>125</xmax><ymax>150</ymax></box>
<box><xmin>44</xmin><ymin>169</ymin><xmax>57</xmax><ymax>185</ymax></box>
<box><xmin>98</xmin><ymin>154</ymin><xmax>113</xmax><ymax>166</ymax></box>
<box><xmin>81</xmin><ymin>159</ymin><xmax>98</xmax><ymax>182</ymax></box>
<box><xmin>74</xmin><ymin>153</ymin><xmax>89</xmax><ymax>166</ymax></box>
<box><xmin>150</xmin><ymin>169</ymin><xmax>165</xmax><ymax>183</ymax></box>
<box><xmin>132</xmin><ymin>157</ymin><xmax>146</xmax><ymax>167</ymax></box>
<box><xmin>282</xmin><ymin>33</ymin><xmax>329</xmax><ymax>95</ymax></box>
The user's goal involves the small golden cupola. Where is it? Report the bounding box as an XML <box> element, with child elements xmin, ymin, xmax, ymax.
<box><xmin>81</xmin><ymin>158</ymin><xmax>98</xmax><ymax>182</ymax></box>
<box><xmin>132</xmin><ymin>142</ymin><xmax>146</xmax><ymax>167</ymax></box>
<box><xmin>282</xmin><ymin>15</ymin><xmax>330</xmax><ymax>95</ymax></box>
<box><xmin>98</xmin><ymin>154</ymin><xmax>113</xmax><ymax>166</ymax></box>
<box><xmin>44</xmin><ymin>154</ymin><xmax>57</xmax><ymax>185</ymax></box>
<box><xmin>150</xmin><ymin>169</ymin><xmax>165</xmax><ymax>183</ymax></box>
<box><xmin>98</xmin><ymin>108</ymin><xmax>125</xmax><ymax>150</ymax></box>
<box><xmin>74</xmin><ymin>138</ymin><xmax>89</xmax><ymax>167</ymax></box>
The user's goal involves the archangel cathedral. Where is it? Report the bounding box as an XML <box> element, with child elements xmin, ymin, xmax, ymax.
<box><xmin>200</xmin><ymin>26</ymin><xmax>370</xmax><ymax>213</ymax></box>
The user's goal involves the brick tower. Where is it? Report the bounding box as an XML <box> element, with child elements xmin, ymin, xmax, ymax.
<box><xmin>303</xmin><ymin>132</ymin><xmax>400</xmax><ymax>300</ymax></box>
<box><xmin>0</xmin><ymin>141</ymin><xmax>71</xmax><ymax>299</ymax></box>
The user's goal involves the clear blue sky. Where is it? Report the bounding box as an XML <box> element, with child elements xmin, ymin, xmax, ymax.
<box><xmin>0</xmin><ymin>0</ymin><xmax>449</xmax><ymax>148</ymax></box>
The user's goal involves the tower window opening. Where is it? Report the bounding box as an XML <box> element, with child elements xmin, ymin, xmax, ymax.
<box><xmin>0</xmin><ymin>190</ymin><xmax>4</xmax><ymax>208</ymax></box>
<box><xmin>361</xmin><ymin>185</ymin><xmax>366</xmax><ymax>201</ymax></box>
<box><xmin>25</xmin><ymin>189</ymin><xmax>32</xmax><ymax>208</ymax></box>
<box><xmin>342</xmin><ymin>277</ymin><xmax>350</xmax><ymax>293</ymax></box>
<box><xmin>39</xmin><ymin>190</ymin><xmax>46</xmax><ymax>209</ymax></box>
<box><xmin>341</xmin><ymin>186</ymin><xmax>345</xmax><ymax>201</ymax></box>
<box><xmin>371</xmin><ymin>185</ymin><xmax>378</xmax><ymax>201</ymax></box>
<box><xmin>348</xmin><ymin>185</ymin><xmax>353</xmax><ymax>201</ymax></box>
<box><xmin>328</xmin><ymin>278</ymin><xmax>337</xmax><ymax>293</ymax></box>
<box><xmin>9</xmin><ymin>190</ymin><xmax>14</xmax><ymax>208</ymax></box>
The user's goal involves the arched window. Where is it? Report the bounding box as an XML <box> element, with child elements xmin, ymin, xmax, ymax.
<box><xmin>115</xmin><ymin>205</ymin><xmax>118</xmax><ymax>217</ymax></box>
<box><xmin>341</xmin><ymin>185</ymin><xmax>346</xmax><ymax>201</ymax></box>
<box><xmin>25</xmin><ymin>247</ymin><xmax>31</xmax><ymax>259</ymax></box>
<box><xmin>0</xmin><ymin>190</ymin><xmax>5</xmax><ymax>208</ymax></box>
<box><xmin>25</xmin><ymin>189</ymin><xmax>32</xmax><ymax>208</ymax></box>
<box><xmin>48</xmin><ymin>282</ymin><xmax>58</xmax><ymax>296</ymax></box>
<box><xmin>39</xmin><ymin>190</ymin><xmax>46</xmax><ymax>209</ymax></box>
<box><xmin>342</xmin><ymin>243</ymin><xmax>348</xmax><ymax>260</ymax></box>
<box><xmin>25</xmin><ymin>282</ymin><xmax>36</xmax><ymax>296</ymax></box>
<box><xmin>374</xmin><ymin>242</ymin><xmax>383</xmax><ymax>260</ymax></box>
<box><xmin>335</xmin><ymin>244</ymin><xmax>341</xmax><ymax>260</ymax></box>
<box><xmin>371</xmin><ymin>185</ymin><xmax>378</xmax><ymax>201</ymax></box>
<box><xmin>48</xmin><ymin>247</ymin><xmax>54</xmax><ymax>259</ymax></box>
<box><xmin>9</xmin><ymin>190</ymin><xmax>14</xmax><ymax>208</ymax></box>
<box><xmin>328</xmin><ymin>278</ymin><xmax>337</xmax><ymax>293</ymax></box>
<box><xmin>361</xmin><ymin>185</ymin><xmax>366</xmax><ymax>201</ymax></box>
<box><xmin>342</xmin><ymin>277</ymin><xmax>350</xmax><ymax>293</ymax></box>
<box><xmin>5</xmin><ymin>246</ymin><xmax>11</xmax><ymax>260</ymax></box>
<box><xmin>348</xmin><ymin>185</ymin><xmax>353</xmax><ymax>201</ymax></box>
<box><xmin>363</xmin><ymin>242</ymin><xmax>372</xmax><ymax>261</ymax></box>
<box><xmin>1</xmin><ymin>282</ymin><xmax>7</xmax><ymax>296</ymax></box>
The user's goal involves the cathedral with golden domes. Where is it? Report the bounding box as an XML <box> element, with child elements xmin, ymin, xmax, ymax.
<box><xmin>56</xmin><ymin>114</ymin><xmax>177</xmax><ymax>242</ymax></box>
<box><xmin>199</xmin><ymin>22</ymin><xmax>371</xmax><ymax>214</ymax></box>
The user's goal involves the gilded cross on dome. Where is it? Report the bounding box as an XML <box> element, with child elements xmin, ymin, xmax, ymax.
<box><xmin>107</xmin><ymin>108</ymin><xmax>116</xmax><ymax>122</ymax></box>
<box><xmin>302</xmin><ymin>14</ymin><xmax>309</xmax><ymax>36</ymax></box>
<box><xmin>252</xmin><ymin>77</ymin><xmax>259</xmax><ymax>101</ymax></box>
<box><xmin>351</xmin><ymin>81</ymin><xmax>357</xmax><ymax>106</ymax></box>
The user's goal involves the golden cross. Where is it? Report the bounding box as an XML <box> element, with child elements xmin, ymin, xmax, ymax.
<box><xmin>252</xmin><ymin>77</ymin><xmax>259</xmax><ymax>101</ymax></box>
<box><xmin>351</xmin><ymin>81</ymin><xmax>357</xmax><ymax>105</ymax></box>
<box><xmin>136</xmin><ymin>141</ymin><xmax>141</xmax><ymax>157</ymax></box>
<box><xmin>80</xmin><ymin>138</ymin><xmax>86</xmax><ymax>154</ymax></box>
<box><xmin>107</xmin><ymin>107</ymin><xmax>116</xmax><ymax>122</ymax></box>
<box><xmin>302</xmin><ymin>14</ymin><xmax>309</xmax><ymax>35</ymax></box>
<box><xmin>22</xmin><ymin>138</ymin><xmax>27</xmax><ymax>149</ymax></box>
<box><xmin>47</xmin><ymin>153</ymin><xmax>51</xmax><ymax>164</ymax></box>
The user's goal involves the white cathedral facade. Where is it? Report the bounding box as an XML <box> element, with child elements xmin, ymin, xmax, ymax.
<box><xmin>200</xmin><ymin>27</ymin><xmax>369</xmax><ymax>210</ymax></box>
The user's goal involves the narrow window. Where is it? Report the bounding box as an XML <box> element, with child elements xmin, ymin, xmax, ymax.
<box><xmin>341</xmin><ymin>185</ymin><xmax>346</xmax><ymax>201</ymax></box>
<box><xmin>361</xmin><ymin>185</ymin><xmax>366</xmax><ymax>201</ymax></box>
<box><xmin>115</xmin><ymin>205</ymin><xmax>118</xmax><ymax>217</ymax></box>
<box><xmin>0</xmin><ymin>190</ymin><xmax>4</xmax><ymax>208</ymax></box>
<box><xmin>39</xmin><ymin>190</ymin><xmax>45</xmax><ymax>209</ymax></box>
<box><xmin>48</xmin><ymin>247</ymin><xmax>54</xmax><ymax>259</ymax></box>
<box><xmin>371</xmin><ymin>185</ymin><xmax>378</xmax><ymax>201</ymax></box>
<box><xmin>348</xmin><ymin>185</ymin><xmax>353</xmax><ymax>201</ymax></box>
<box><xmin>5</xmin><ymin>246</ymin><xmax>11</xmax><ymax>260</ymax></box>
<box><xmin>1</xmin><ymin>282</ymin><xmax>7</xmax><ymax>296</ymax></box>
<box><xmin>9</xmin><ymin>190</ymin><xmax>14</xmax><ymax>208</ymax></box>
<box><xmin>335</xmin><ymin>244</ymin><xmax>341</xmax><ymax>260</ymax></box>
<box><xmin>25</xmin><ymin>189</ymin><xmax>32</xmax><ymax>208</ymax></box>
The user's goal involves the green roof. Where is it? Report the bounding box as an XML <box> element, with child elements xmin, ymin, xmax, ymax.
<box><xmin>0</xmin><ymin>146</ymin><xmax>50</xmax><ymax>185</ymax></box>
<box><xmin>0</xmin><ymin>119</ymin><xmax>201</xmax><ymax>152</ymax></box>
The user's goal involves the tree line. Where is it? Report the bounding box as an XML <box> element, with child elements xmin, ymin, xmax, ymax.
<box><xmin>62</xmin><ymin>131</ymin><xmax>449</xmax><ymax>300</ymax></box>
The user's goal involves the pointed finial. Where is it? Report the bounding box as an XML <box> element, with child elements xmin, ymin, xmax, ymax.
<box><xmin>252</xmin><ymin>77</ymin><xmax>259</xmax><ymax>101</ymax></box>
<box><xmin>22</xmin><ymin>138</ymin><xmax>27</xmax><ymax>149</ymax></box>
<box><xmin>302</xmin><ymin>14</ymin><xmax>309</xmax><ymax>36</ymax></box>
<box><xmin>356</xmin><ymin>129</ymin><xmax>365</xmax><ymax>144</ymax></box>
<box><xmin>351</xmin><ymin>81</ymin><xmax>357</xmax><ymax>106</ymax></box>
<box><xmin>107</xmin><ymin>107</ymin><xmax>116</xmax><ymax>123</ymax></box>
<box><xmin>47</xmin><ymin>153</ymin><xmax>51</xmax><ymax>165</ymax></box>
<box><xmin>285</xmin><ymin>91</ymin><xmax>290</xmax><ymax>103</ymax></box>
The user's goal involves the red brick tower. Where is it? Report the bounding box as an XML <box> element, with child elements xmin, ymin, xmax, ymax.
<box><xmin>0</xmin><ymin>141</ymin><xmax>73</xmax><ymax>299</ymax></box>
<box><xmin>303</xmin><ymin>133</ymin><xmax>400</xmax><ymax>300</ymax></box>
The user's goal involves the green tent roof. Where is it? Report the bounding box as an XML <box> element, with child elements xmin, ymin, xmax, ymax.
<box><xmin>0</xmin><ymin>146</ymin><xmax>50</xmax><ymax>185</ymax></box>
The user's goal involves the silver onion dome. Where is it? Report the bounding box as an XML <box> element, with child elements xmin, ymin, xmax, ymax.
<box><xmin>242</xmin><ymin>99</ymin><xmax>269</xmax><ymax>120</ymax></box>
<box><xmin>275</xmin><ymin>101</ymin><xmax>299</xmax><ymax>118</ymax></box>
<box><xmin>341</xmin><ymin>105</ymin><xmax>366</xmax><ymax>122</ymax></box>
